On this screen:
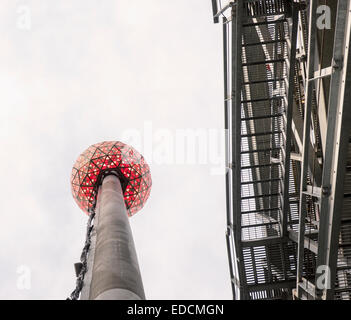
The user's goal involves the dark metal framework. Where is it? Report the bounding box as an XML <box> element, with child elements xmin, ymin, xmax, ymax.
<box><xmin>211</xmin><ymin>0</ymin><xmax>351</xmax><ymax>300</ymax></box>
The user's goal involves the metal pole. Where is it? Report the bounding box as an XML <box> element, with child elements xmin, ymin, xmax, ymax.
<box><xmin>88</xmin><ymin>174</ymin><xmax>145</xmax><ymax>300</ymax></box>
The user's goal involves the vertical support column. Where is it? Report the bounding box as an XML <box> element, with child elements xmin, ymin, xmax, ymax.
<box><xmin>223</xmin><ymin>14</ymin><xmax>237</xmax><ymax>300</ymax></box>
<box><xmin>296</xmin><ymin>0</ymin><xmax>318</xmax><ymax>293</ymax></box>
<box><xmin>211</xmin><ymin>0</ymin><xmax>219</xmax><ymax>23</ymax></box>
<box><xmin>281</xmin><ymin>3</ymin><xmax>299</xmax><ymax>237</ymax></box>
<box><xmin>89</xmin><ymin>174</ymin><xmax>145</xmax><ymax>300</ymax></box>
<box><xmin>231</xmin><ymin>1</ymin><xmax>247</xmax><ymax>300</ymax></box>
<box><xmin>315</xmin><ymin>0</ymin><xmax>351</xmax><ymax>300</ymax></box>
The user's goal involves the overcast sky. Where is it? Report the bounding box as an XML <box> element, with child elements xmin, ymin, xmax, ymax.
<box><xmin>0</xmin><ymin>0</ymin><xmax>231</xmax><ymax>299</ymax></box>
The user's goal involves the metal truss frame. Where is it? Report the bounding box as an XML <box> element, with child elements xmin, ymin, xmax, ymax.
<box><xmin>212</xmin><ymin>0</ymin><xmax>351</xmax><ymax>300</ymax></box>
<box><xmin>295</xmin><ymin>0</ymin><xmax>351</xmax><ymax>300</ymax></box>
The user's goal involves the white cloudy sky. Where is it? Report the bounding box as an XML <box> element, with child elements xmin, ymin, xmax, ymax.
<box><xmin>0</xmin><ymin>0</ymin><xmax>231</xmax><ymax>299</ymax></box>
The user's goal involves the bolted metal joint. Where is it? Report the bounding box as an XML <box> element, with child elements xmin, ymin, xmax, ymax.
<box><xmin>332</xmin><ymin>58</ymin><xmax>343</xmax><ymax>70</ymax></box>
<box><xmin>322</xmin><ymin>185</ymin><xmax>331</xmax><ymax>196</ymax></box>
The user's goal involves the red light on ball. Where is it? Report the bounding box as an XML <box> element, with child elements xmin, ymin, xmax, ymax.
<box><xmin>71</xmin><ymin>141</ymin><xmax>152</xmax><ymax>216</ymax></box>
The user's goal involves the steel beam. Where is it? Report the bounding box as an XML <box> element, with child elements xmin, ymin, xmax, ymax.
<box><xmin>223</xmin><ymin>14</ymin><xmax>237</xmax><ymax>300</ymax></box>
<box><xmin>315</xmin><ymin>0</ymin><xmax>351</xmax><ymax>300</ymax></box>
<box><xmin>289</xmin><ymin>230</ymin><xmax>318</xmax><ymax>255</ymax></box>
<box><xmin>214</xmin><ymin>1</ymin><xmax>233</xmax><ymax>19</ymax></box>
<box><xmin>211</xmin><ymin>0</ymin><xmax>219</xmax><ymax>23</ymax></box>
<box><xmin>296</xmin><ymin>0</ymin><xmax>318</xmax><ymax>296</ymax></box>
<box><xmin>231</xmin><ymin>0</ymin><xmax>247</xmax><ymax>300</ymax></box>
<box><xmin>281</xmin><ymin>3</ymin><xmax>299</xmax><ymax>237</ymax></box>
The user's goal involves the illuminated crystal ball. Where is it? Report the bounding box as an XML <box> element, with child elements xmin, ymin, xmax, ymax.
<box><xmin>71</xmin><ymin>141</ymin><xmax>152</xmax><ymax>216</ymax></box>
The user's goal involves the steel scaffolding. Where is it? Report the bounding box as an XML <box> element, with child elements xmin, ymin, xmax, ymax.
<box><xmin>211</xmin><ymin>0</ymin><xmax>351</xmax><ymax>300</ymax></box>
